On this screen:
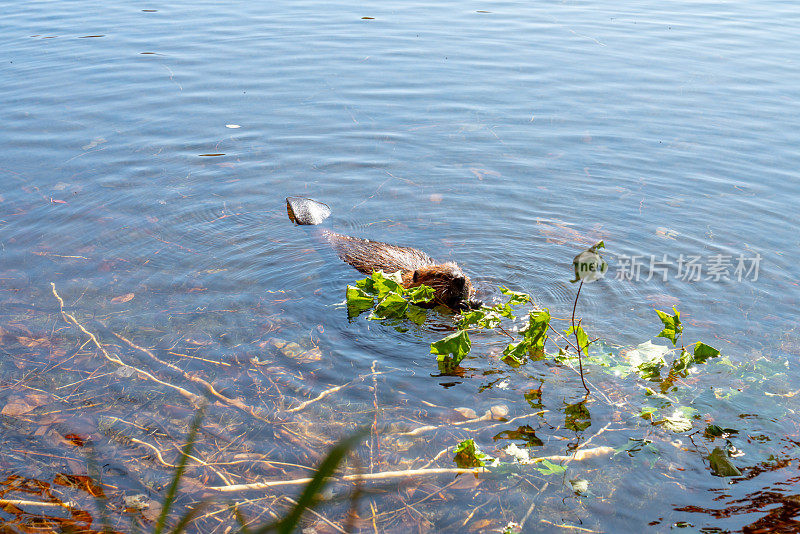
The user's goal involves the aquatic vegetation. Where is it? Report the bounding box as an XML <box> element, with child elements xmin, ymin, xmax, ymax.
<box><xmin>0</xmin><ymin>243</ymin><xmax>790</xmax><ymax>533</ymax></box>
<box><xmin>344</xmin><ymin>241</ymin><xmax>753</xmax><ymax>500</ymax></box>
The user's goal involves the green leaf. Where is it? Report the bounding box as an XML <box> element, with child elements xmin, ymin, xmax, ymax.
<box><xmin>524</xmin><ymin>388</ymin><xmax>543</xmax><ymax>409</ymax></box>
<box><xmin>655</xmin><ymin>307</ymin><xmax>683</xmax><ymax>346</ymax></box>
<box><xmin>523</xmin><ymin>309</ymin><xmax>550</xmax><ymax>350</ymax></box>
<box><xmin>626</xmin><ymin>340</ymin><xmax>671</xmax><ymax>380</ymax></box>
<box><xmin>613</xmin><ymin>438</ymin><xmax>659</xmax><ymax>467</ymax></box>
<box><xmin>458</xmin><ymin>308</ymin><xmax>500</xmax><ymax>329</ymax></box>
<box><xmin>535</xmin><ymin>459</ymin><xmax>566</xmax><ymax>475</ymax></box>
<box><xmin>478</xmin><ymin>312</ymin><xmax>503</xmax><ymax>329</ymax></box>
<box><xmin>708</xmin><ymin>447</ymin><xmax>742</xmax><ymax>477</ymax></box>
<box><xmin>371</xmin><ymin>293</ymin><xmax>408</xmax><ymax>319</ymax></box>
<box><xmin>626</xmin><ymin>340</ymin><xmax>669</xmax><ymax>367</ymax></box>
<box><xmin>639</xmin><ymin>406</ymin><xmax>658</xmax><ymax>420</ymax></box>
<box><xmin>457</xmin><ymin>308</ymin><xmax>484</xmax><ymax>328</ymax></box>
<box><xmin>349</xmin><ymin>272</ymin><xmax>434</xmax><ymax>324</ymax></box>
<box><xmin>659</xmin><ymin>411</ymin><xmax>693</xmax><ymax>433</ymax></box>
<box><xmin>500</xmin><ymin>286</ymin><xmax>532</xmax><ymax>306</ymax></box>
<box><xmin>406</xmin><ymin>283</ymin><xmax>434</xmax><ymax>305</ymax></box>
<box><xmin>370</xmin><ymin>270</ymin><xmax>404</xmax><ymax>297</ymax></box>
<box><xmin>663</xmin><ymin>343</ymin><xmax>720</xmax><ymax>378</ymax></box>
<box><xmin>693</xmin><ymin>342</ymin><xmax>720</xmax><ymax>363</ymax></box>
<box><xmin>430</xmin><ymin>329</ymin><xmax>471</xmax><ymax>366</ymax></box>
<box><xmin>495</xmin><ymin>302</ymin><xmax>516</xmax><ymax>319</ymax></box>
<box><xmin>703</xmin><ymin>425</ymin><xmax>737</xmax><ymax>439</ymax></box>
<box><xmin>354</xmin><ymin>275</ymin><xmax>378</xmax><ymax>296</ymax></box>
<box><xmin>404</xmin><ymin>305</ymin><xmax>428</xmax><ymax>325</ymax></box>
<box><xmin>453</xmin><ymin>438</ymin><xmax>494</xmax><ymax>468</ymax></box>
<box><xmin>493</xmin><ymin>425</ymin><xmax>544</xmax><ymax>447</ymax></box>
<box><xmin>501</xmin><ymin>309</ymin><xmax>550</xmax><ymax>365</ymax></box>
<box><xmin>563</xmin><ymin>323</ymin><xmax>589</xmax><ymax>352</ymax></box>
<box><xmin>670</xmin><ymin>350</ymin><xmax>693</xmax><ymax>377</ymax></box>
<box><xmin>575</xmin><ymin>325</ymin><xmax>589</xmax><ymax>350</ymax></box>
<box><xmin>502</xmin><ymin>341</ymin><xmax>528</xmax><ymax>365</ymax></box>
<box><xmin>564</xmin><ymin>402</ymin><xmax>591</xmax><ymax>432</ymax></box>
<box><xmin>345</xmin><ymin>285</ymin><xmax>374</xmax><ymax>317</ymax></box>
<box><xmin>355</xmin><ymin>270</ymin><xmax>404</xmax><ymax>299</ymax></box>
<box><xmin>637</xmin><ymin>360</ymin><xmax>663</xmax><ymax>381</ymax></box>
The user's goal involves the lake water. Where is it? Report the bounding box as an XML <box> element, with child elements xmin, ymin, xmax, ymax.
<box><xmin>2</xmin><ymin>0</ymin><xmax>799</xmax><ymax>532</ymax></box>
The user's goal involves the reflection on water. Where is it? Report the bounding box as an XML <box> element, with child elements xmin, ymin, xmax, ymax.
<box><xmin>2</xmin><ymin>0</ymin><xmax>799</xmax><ymax>531</ymax></box>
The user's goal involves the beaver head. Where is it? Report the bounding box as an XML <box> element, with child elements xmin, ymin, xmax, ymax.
<box><xmin>405</xmin><ymin>262</ymin><xmax>481</xmax><ymax>311</ymax></box>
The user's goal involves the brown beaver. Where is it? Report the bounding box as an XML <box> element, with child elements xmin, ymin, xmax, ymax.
<box><xmin>286</xmin><ymin>197</ymin><xmax>481</xmax><ymax>311</ymax></box>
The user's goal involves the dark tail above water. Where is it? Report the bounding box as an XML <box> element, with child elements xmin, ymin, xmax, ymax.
<box><xmin>286</xmin><ymin>197</ymin><xmax>331</xmax><ymax>226</ymax></box>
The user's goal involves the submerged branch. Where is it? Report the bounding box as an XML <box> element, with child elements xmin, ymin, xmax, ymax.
<box><xmin>208</xmin><ymin>467</ymin><xmax>486</xmax><ymax>493</ymax></box>
<box><xmin>51</xmin><ymin>282</ymin><xmax>203</xmax><ymax>407</ymax></box>
<box><xmin>114</xmin><ymin>331</ymin><xmax>273</xmax><ymax>423</ymax></box>
<box><xmin>208</xmin><ymin>437</ymin><xmax>615</xmax><ymax>495</ymax></box>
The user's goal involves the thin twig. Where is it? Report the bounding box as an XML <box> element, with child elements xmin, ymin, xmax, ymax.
<box><xmin>418</xmin><ymin>447</ymin><xmax>452</xmax><ymax>470</ymax></box>
<box><xmin>548</xmin><ymin>324</ymin><xmax>578</xmax><ymax>352</ymax></box>
<box><xmin>284</xmin><ymin>382</ymin><xmax>349</xmax><ymax>414</ymax></box>
<box><xmin>128</xmin><ymin>436</ymin><xmax>233</xmax><ymax>485</ymax></box>
<box><xmin>51</xmin><ymin>283</ymin><xmax>203</xmax><ymax>406</ymax></box>
<box><xmin>461</xmin><ymin>497</ymin><xmax>495</xmax><ymax>527</ymax></box>
<box><xmin>400</xmin><ymin>410</ymin><xmax>547</xmax><ymax>439</ymax></box>
<box><xmin>283</xmin><ymin>496</ymin><xmax>347</xmax><ymax>534</ymax></box>
<box><xmin>533</xmin><ymin>446</ymin><xmax>614</xmax><ymax>464</ymax></box>
<box><xmin>496</xmin><ymin>325</ymin><xmax>517</xmax><ymax>341</ymax></box>
<box><xmin>573</xmin><ymin>422</ymin><xmax>613</xmax><ymax>454</ymax></box>
<box><xmin>0</xmin><ymin>499</ymin><xmax>76</xmax><ymax>509</ymax></box>
<box><xmin>56</xmin><ymin>371</ymin><xmax>115</xmax><ymax>390</ymax></box>
<box><xmin>572</xmin><ymin>280</ymin><xmax>590</xmax><ymax>394</ymax></box>
<box><xmin>539</xmin><ymin>519</ymin><xmax>601</xmax><ymax>533</ymax></box>
<box><xmin>114</xmin><ymin>331</ymin><xmax>272</xmax><ymax>423</ymax></box>
<box><xmin>370</xmin><ymin>477</ymin><xmax>466</xmax><ymax>522</ymax></box>
<box><xmin>370</xmin><ymin>500</ymin><xmax>380</xmax><ymax>534</ymax></box>
<box><xmin>520</xmin><ymin>482</ymin><xmax>546</xmax><ymax>529</ymax></box>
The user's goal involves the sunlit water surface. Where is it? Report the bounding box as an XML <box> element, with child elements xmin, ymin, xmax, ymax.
<box><xmin>2</xmin><ymin>0</ymin><xmax>799</xmax><ymax>531</ymax></box>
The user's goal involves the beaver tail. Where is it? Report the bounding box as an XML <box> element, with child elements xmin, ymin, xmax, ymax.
<box><xmin>286</xmin><ymin>197</ymin><xmax>331</xmax><ymax>226</ymax></box>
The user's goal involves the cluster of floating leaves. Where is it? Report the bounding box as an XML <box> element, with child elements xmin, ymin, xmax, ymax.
<box><xmin>343</xmin><ymin>253</ymin><xmax>797</xmax><ymax>516</ymax></box>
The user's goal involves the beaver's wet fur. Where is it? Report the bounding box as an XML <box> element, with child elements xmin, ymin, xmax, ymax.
<box><xmin>322</xmin><ymin>231</ymin><xmax>477</xmax><ymax>310</ymax></box>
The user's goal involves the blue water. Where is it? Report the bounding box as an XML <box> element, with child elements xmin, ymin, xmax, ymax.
<box><xmin>2</xmin><ymin>0</ymin><xmax>799</xmax><ymax>531</ymax></box>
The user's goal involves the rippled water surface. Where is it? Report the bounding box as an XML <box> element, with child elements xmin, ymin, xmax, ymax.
<box><xmin>2</xmin><ymin>0</ymin><xmax>799</xmax><ymax>532</ymax></box>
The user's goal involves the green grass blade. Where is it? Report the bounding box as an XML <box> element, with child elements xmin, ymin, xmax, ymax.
<box><xmin>153</xmin><ymin>406</ymin><xmax>206</xmax><ymax>534</ymax></box>
<box><xmin>85</xmin><ymin>443</ymin><xmax>114</xmax><ymax>534</ymax></box>
<box><xmin>167</xmin><ymin>501</ymin><xmax>209</xmax><ymax>534</ymax></box>
<box><xmin>252</xmin><ymin>428</ymin><xmax>367</xmax><ymax>534</ymax></box>
<box><xmin>232</xmin><ymin>504</ymin><xmax>252</xmax><ymax>534</ymax></box>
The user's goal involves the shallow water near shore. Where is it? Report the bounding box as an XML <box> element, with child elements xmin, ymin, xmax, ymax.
<box><xmin>2</xmin><ymin>0</ymin><xmax>799</xmax><ymax>532</ymax></box>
